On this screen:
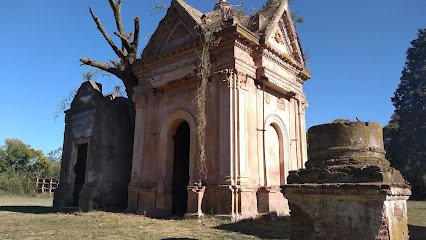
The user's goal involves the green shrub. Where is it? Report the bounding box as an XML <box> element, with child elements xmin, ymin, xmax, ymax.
<box><xmin>0</xmin><ymin>174</ymin><xmax>36</xmax><ymax>195</ymax></box>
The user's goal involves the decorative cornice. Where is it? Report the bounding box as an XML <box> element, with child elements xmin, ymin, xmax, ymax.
<box><xmin>235</xmin><ymin>38</ymin><xmax>254</xmax><ymax>54</ymax></box>
<box><xmin>234</xmin><ymin>58</ymin><xmax>256</xmax><ymax>79</ymax></box>
<box><xmin>261</xmin><ymin>66</ymin><xmax>303</xmax><ymax>97</ymax></box>
<box><xmin>133</xmin><ymin>42</ymin><xmax>202</xmax><ymax>76</ymax></box>
<box><xmin>135</xmin><ymin>24</ymin><xmax>260</xmax><ymax>77</ymax></box>
<box><xmin>235</xmin><ymin>24</ymin><xmax>260</xmax><ymax>45</ymax></box>
<box><xmin>263</xmin><ymin>46</ymin><xmax>300</xmax><ymax>71</ymax></box>
<box><xmin>262</xmin><ymin>47</ymin><xmax>310</xmax><ymax>84</ymax></box>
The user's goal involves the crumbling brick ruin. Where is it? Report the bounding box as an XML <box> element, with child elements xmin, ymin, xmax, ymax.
<box><xmin>283</xmin><ymin>122</ymin><xmax>411</xmax><ymax>239</ymax></box>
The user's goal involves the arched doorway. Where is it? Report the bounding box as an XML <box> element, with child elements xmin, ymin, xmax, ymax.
<box><xmin>171</xmin><ymin>121</ymin><xmax>190</xmax><ymax>216</ymax></box>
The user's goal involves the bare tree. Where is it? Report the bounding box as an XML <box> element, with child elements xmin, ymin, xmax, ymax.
<box><xmin>79</xmin><ymin>0</ymin><xmax>140</xmax><ymax>100</ymax></box>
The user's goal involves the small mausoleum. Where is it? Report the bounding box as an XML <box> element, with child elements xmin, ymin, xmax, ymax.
<box><xmin>54</xmin><ymin>81</ymin><xmax>133</xmax><ymax>211</ymax></box>
<box><xmin>127</xmin><ymin>0</ymin><xmax>311</xmax><ymax>219</ymax></box>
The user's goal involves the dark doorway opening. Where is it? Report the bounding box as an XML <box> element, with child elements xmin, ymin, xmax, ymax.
<box><xmin>73</xmin><ymin>143</ymin><xmax>88</xmax><ymax>207</ymax></box>
<box><xmin>172</xmin><ymin>121</ymin><xmax>190</xmax><ymax>216</ymax></box>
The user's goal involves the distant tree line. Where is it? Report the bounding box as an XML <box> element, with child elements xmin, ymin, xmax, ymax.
<box><xmin>0</xmin><ymin>139</ymin><xmax>61</xmax><ymax>195</ymax></box>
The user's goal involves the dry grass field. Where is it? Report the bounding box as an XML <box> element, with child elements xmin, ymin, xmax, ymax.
<box><xmin>407</xmin><ymin>200</ymin><xmax>426</xmax><ymax>240</ymax></box>
<box><xmin>0</xmin><ymin>195</ymin><xmax>290</xmax><ymax>239</ymax></box>
<box><xmin>0</xmin><ymin>195</ymin><xmax>424</xmax><ymax>240</ymax></box>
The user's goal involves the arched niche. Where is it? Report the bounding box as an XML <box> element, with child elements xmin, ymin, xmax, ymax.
<box><xmin>264</xmin><ymin>114</ymin><xmax>290</xmax><ymax>186</ymax></box>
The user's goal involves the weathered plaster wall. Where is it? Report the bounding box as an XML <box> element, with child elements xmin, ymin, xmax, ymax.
<box><xmin>128</xmin><ymin>0</ymin><xmax>310</xmax><ymax>219</ymax></box>
<box><xmin>129</xmin><ymin>38</ymin><xmax>308</xmax><ymax>217</ymax></box>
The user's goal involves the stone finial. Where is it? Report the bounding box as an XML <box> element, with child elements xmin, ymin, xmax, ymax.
<box><xmin>214</xmin><ymin>0</ymin><xmax>231</xmax><ymax>11</ymax></box>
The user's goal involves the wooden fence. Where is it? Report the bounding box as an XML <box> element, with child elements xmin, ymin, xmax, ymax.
<box><xmin>35</xmin><ymin>178</ymin><xmax>59</xmax><ymax>196</ymax></box>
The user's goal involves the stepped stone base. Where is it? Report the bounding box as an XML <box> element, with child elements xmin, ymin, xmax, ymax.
<box><xmin>283</xmin><ymin>182</ymin><xmax>411</xmax><ymax>239</ymax></box>
<box><xmin>283</xmin><ymin>122</ymin><xmax>412</xmax><ymax>240</ymax></box>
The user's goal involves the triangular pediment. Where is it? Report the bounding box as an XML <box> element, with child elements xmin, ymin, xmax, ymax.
<box><xmin>153</xmin><ymin>17</ymin><xmax>198</xmax><ymax>55</ymax></box>
<box><xmin>71</xmin><ymin>81</ymin><xmax>104</xmax><ymax>109</ymax></box>
<box><xmin>141</xmin><ymin>0</ymin><xmax>202</xmax><ymax>60</ymax></box>
<box><xmin>263</xmin><ymin>1</ymin><xmax>305</xmax><ymax>65</ymax></box>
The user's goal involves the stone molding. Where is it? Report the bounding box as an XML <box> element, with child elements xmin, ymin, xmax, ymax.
<box><xmin>234</xmin><ymin>58</ymin><xmax>256</xmax><ymax>80</ymax></box>
<box><xmin>235</xmin><ymin>38</ymin><xmax>254</xmax><ymax>54</ymax></box>
<box><xmin>299</xmin><ymin>100</ymin><xmax>308</xmax><ymax>116</ymax></box>
<box><xmin>132</xmin><ymin>94</ymin><xmax>147</xmax><ymax>109</ymax></box>
<box><xmin>133</xmin><ymin>42</ymin><xmax>202</xmax><ymax>76</ymax></box>
<box><xmin>261</xmin><ymin>66</ymin><xmax>303</xmax><ymax>96</ymax></box>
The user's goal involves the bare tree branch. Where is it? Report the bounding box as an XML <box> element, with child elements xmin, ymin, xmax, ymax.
<box><xmin>89</xmin><ymin>6</ymin><xmax>121</xmax><ymax>59</ymax></box>
<box><xmin>114</xmin><ymin>31</ymin><xmax>132</xmax><ymax>52</ymax></box>
<box><xmin>108</xmin><ymin>0</ymin><xmax>125</xmax><ymax>35</ymax></box>
<box><xmin>117</xmin><ymin>49</ymin><xmax>128</xmax><ymax>64</ymax></box>
<box><xmin>79</xmin><ymin>57</ymin><xmax>120</xmax><ymax>76</ymax></box>
<box><xmin>110</xmin><ymin>59</ymin><xmax>119</xmax><ymax>67</ymax></box>
<box><xmin>132</xmin><ymin>16</ymin><xmax>140</xmax><ymax>48</ymax></box>
<box><xmin>82</xmin><ymin>1</ymin><xmax>139</xmax><ymax>101</ymax></box>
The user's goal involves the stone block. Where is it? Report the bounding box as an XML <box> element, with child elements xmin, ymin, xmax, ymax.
<box><xmin>215</xmin><ymin>185</ymin><xmax>235</xmax><ymax>218</ymax></box>
<box><xmin>202</xmin><ymin>186</ymin><xmax>217</xmax><ymax>215</ymax></box>
<box><xmin>126</xmin><ymin>186</ymin><xmax>139</xmax><ymax>213</ymax></box>
<box><xmin>136</xmin><ymin>187</ymin><xmax>157</xmax><ymax>216</ymax></box>
<box><xmin>258</xmin><ymin>186</ymin><xmax>289</xmax><ymax>216</ymax></box>
<box><xmin>238</xmin><ymin>186</ymin><xmax>258</xmax><ymax>219</ymax></box>
<box><xmin>79</xmin><ymin>186</ymin><xmax>96</xmax><ymax>212</ymax></box>
<box><xmin>283</xmin><ymin>184</ymin><xmax>411</xmax><ymax>240</ymax></box>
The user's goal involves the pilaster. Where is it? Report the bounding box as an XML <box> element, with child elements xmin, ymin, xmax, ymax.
<box><xmin>127</xmin><ymin>92</ymin><xmax>148</xmax><ymax>213</ymax></box>
<box><xmin>216</xmin><ymin>70</ymin><xmax>234</xmax><ymax>185</ymax></box>
<box><xmin>237</xmin><ymin>78</ymin><xmax>250</xmax><ymax>185</ymax></box>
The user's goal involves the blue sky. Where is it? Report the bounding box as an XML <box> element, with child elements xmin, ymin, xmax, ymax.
<box><xmin>0</xmin><ymin>0</ymin><xmax>424</xmax><ymax>154</ymax></box>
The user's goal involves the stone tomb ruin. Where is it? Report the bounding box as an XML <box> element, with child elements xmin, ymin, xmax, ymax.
<box><xmin>283</xmin><ymin>122</ymin><xmax>411</xmax><ymax>239</ymax></box>
<box><xmin>127</xmin><ymin>0</ymin><xmax>310</xmax><ymax>219</ymax></box>
<box><xmin>54</xmin><ymin>81</ymin><xmax>133</xmax><ymax>211</ymax></box>
<box><xmin>56</xmin><ymin>0</ymin><xmax>312</xmax><ymax>219</ymax></box>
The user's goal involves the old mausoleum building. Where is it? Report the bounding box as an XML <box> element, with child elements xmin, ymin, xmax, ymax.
<box><xmin>55</xmin><ymin>0</ymin><xmax>311</xmax><ymax>219</ymax></box>
<box><xmin>54</xmin><ymin>81</ymin><xmax>133</xmax><ymax>210</ymax></box>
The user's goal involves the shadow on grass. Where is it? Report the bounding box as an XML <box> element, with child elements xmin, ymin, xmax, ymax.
<box><xmin>0</xmin><ymin>206</ymin><xmax>80</xmax><ymax>214</ymax></box>
<box><xmin>215</xmin><ymin>215</ymin><xmax>291</xmax><ymax>239</ymax></box>
<box><xmin>0</xmin><ymin>206</ymin><xmax>58</xmax><ymax>214</ymax></box>
<box><xmin>409</xmin><ymin>224</ymin><xmax>426</xmax><ymax>240</ymax></box>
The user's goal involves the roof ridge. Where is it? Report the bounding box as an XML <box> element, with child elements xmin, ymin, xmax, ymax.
<box><xmin>174</xmin><ymin>0</ymin><xmax>202</xmax><ymax>24</ymax></box>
